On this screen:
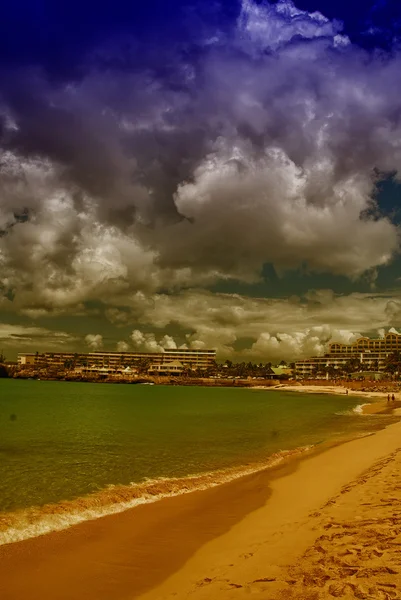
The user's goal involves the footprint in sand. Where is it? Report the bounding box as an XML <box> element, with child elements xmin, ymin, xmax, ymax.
<box><xmin>196</xmin><ymin>577</ymin><xmax>214</xmax><ymax>587</ymax></box>
<box><xmin>240</xmin><ymin>552</ymin><xmax>254</xmax><ymax>559</ymax></box>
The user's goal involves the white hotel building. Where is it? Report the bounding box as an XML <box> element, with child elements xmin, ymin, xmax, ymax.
<box><xmin>18</xmin><ymin>348</ymin><xmax>216</xmax><ymax>373</ymax></box>
<box><xmin>295</xmin><ymin>332</ymin><xmax>401</xmax><ymax>377</ymax></box>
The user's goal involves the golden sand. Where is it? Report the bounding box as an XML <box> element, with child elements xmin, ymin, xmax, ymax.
<box><xmin>139</xmin><ymin>417</ymin><xmax>401</xmax><ymax>600</ymax></box>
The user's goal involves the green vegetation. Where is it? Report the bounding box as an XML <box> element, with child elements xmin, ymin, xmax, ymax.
<box><xmin>0</xmin><ymin>351</ymin><xmax>8</xmax><ymax>377</ymax></box>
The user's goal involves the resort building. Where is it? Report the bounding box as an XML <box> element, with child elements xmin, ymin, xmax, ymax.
<box><xmin>148</xmin><ymin>361</ymin><xmax>185</xmax><ymax>375</ymax></box>
<box><xmin>295</xmin><ymin>331</ymin><xmax>401</xmax><ymax>377</ymax></box>
<box><xmin>17</xmin><ymin>348</ymin><xmax>216</xmax><ymax>373</ymax></box>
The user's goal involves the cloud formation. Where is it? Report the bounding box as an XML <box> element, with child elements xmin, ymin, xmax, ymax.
<box><xmin>84</xmin><ymin>334</ymin><xmax>103</xmax><ymax>350</ymax></box>
<box><xmin>0</xmin><ymin>323</ymin><xmax>76</xmax><ymax>351</ymax></box>
<box><xmin>3</xmin><ymin>285</ymin><xmax>401</xmax><ymax>361</ymax></box>
<box><xmin>1</xmin><ymin>1</ymin><xmax>401</xmax><ymax>360</ymax></box>
<box><xmin>130</xmin><ymin>330</ymin><xmax>181</xmax><ymax>353</ymax></box>
<box><xmin>103</xmin><ymin>288</ymin><xmax>401</xmax><ymax>361</ymax></box>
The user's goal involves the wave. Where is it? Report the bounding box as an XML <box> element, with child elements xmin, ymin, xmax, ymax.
<box><xmin>0</xmin><ymin>445</ymin><xmax>312</xmax><ymax>547</ymax></box>
<box><xmin>353</xmin><ymin>403</ymin><xmax>368</xmax><ymax>414</ymax></box>
<box><xmin>334</xmin><ymin>403</ymin><xmax>369</xmax><ymax>416</ymax></box>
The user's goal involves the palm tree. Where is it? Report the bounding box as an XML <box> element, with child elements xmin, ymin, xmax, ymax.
<box><xmin>138</xmin><ymin>358</ymin><xmax>151</xmax><ymax>374</ymax></box>
<box><xmin>384</xmin><ymin>352</ymin><xmax>401</xmax><ymax>375</ymax></box>
<box><xmin>344</xmin><ymin>358</ymin><xmax>361</xmax><ymax>374</ymax></box>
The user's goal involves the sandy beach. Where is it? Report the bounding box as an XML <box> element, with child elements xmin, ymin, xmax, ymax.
<box><xmin>137</xmin><ymin>415</ymin><xmax>401</xmax><ymax>600</ymax></box>
<box><xmin>1</xmin><ymin>393</ymin><xmax>401</xmax><ymax>600</ymax></box>
<box><xmin>274</xmin><ymin>383</ymin><xmax>400</xmax><ymax>415</ymax></box>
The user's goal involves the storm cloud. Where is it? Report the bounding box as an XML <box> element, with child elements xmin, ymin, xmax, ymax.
<box><xmin>1</xmin><ymin>0</ymin><xmax>401</xmax><ymax>359</ymax></box>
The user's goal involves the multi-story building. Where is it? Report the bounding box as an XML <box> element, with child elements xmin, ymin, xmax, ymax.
<box><xmin>295</xmin><ymin>331</ymin><xmax>401</xmax><ymax>377</ymax></box>
<box><xmin>17</xmin><ymin>348</ymin><xmax>216</xmax><ymax>372</ymax></box>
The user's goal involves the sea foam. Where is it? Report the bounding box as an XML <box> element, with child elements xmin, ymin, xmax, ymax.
<box><xmin>0</xmin><ymin>445</ymin><xmax>312</xmax><ymax>546</ymax></box>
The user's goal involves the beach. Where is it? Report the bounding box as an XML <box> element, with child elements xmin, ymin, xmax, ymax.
<box><xmin>274</xmin><ymin>383</ymin><xmax>400</xmax><ymax>415</ymax></box>
<box><xmin>137</xmin><ymin>418</ymin><xmax>401</xmax><ymax>600</ymax></box>
<box><xmin>0</xmin><ymin>391</ymin><xmax>401</xmax><ymax>599</ymax></box>
<box><xmin>141</xmin><ymin>414</ymin><xmax>401</xmax><ymax>600</ymax></box>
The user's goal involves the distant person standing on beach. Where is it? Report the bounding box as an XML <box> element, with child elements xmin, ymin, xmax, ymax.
<box><xmin>392</xmin><ymin>394</ymin><xmax>395</xmax><ymax>402</ymax></box>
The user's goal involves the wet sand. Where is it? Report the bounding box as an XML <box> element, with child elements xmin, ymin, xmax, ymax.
<box><xmin>1</xmin><ymin>407</ymin><xmax>401</xmax><ymax>599</ymax></box>
<box><xmin>0</xmin><ymin>466</ymin><xmax>276</xmax><ymax>600</ymax></box>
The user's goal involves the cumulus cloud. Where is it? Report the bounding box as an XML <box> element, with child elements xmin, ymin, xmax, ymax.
<box><xmin>2</xmin><ymin>0</ymin><xmax>401</xmax><ymax>363</ymax></box>
<box><xmin>1</xmin><ymin>0</ymin><xmax>401</xmax><ymax>317</ymax></box>
<box><xmin>116</xmin><ymin>340</ymin><xmax>130</xmax><ymax>352</ymax></box>
<box><xmin>130</xmin><ymin>329</ymin><xmax>182</xmax><ymax>353</ymax></box>
<box><xmin>3</xmin><ymin>285</ymin><xmax>401</xmax><ymax>361</ymax></box>
<box><xmin>84</xmin><ymin>334</ymin><xmax>103</xmax><ymax>350</ymax></box>
<box><xmin>106</xmin><ymin>288</ymin><xmax>401</xmax><ymax>360</ymax></box>
<box><xmin>244</xmin><ymin>326</ymin><xmax>361</xmax><ymax>362</ymax></box>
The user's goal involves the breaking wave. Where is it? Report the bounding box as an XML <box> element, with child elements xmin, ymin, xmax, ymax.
<box><xmin>334</xmin><ymin>403</ymin><xmax>369</xmax><ymax>416</ymax></box>
<box><xmin>0</xmin><ymin>445</ymin><xmax>313</xmax><ymax>546</ymax></box>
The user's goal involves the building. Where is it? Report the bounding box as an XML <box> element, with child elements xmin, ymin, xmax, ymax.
<box><xmin>350</xmin><ymin>371</ymin><xmax>385</xmax><ymax>381</ymax></box>
<box><xmin>18</xmin><ymin>354</ymin><xmax>36</xmax><ymax>366</ymax></box>
<box><xmin>17</xmin><ymin>348</ymin><xmax>216</xmax><ymax>372</ymax></box>
<box><xmin>295</xmin><ymin>331</ymin><xmax>401</xmax><ymax>377</ymax></box>
<box><xmin>270</xmin><ymin>366</ymin><xmax>293</xmax><ymax>378</ymax></box>
<box><xmin>148</xmin><ymin>361</ymin><xmax>184</xmax><ymax>375</ymax></box>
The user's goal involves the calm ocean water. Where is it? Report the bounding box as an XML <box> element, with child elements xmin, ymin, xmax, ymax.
<box><xmin>0</xmin><ymin>379</ymin><xmax>398</xmax><ymax>543</ymax></box>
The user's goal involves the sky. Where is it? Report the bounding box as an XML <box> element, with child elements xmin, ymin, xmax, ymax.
<box><xmin>2</xmin><ymin>0</ymin><xmax>401</xmax><ymax>362</ymax></box>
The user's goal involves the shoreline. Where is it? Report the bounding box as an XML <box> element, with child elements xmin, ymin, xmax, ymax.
<box><xmin>0</xmin><ymin>445</ymin><xmax>313</xmax><ymax>547</ymax></box>
<box><xmin>139</xmin><ymin>418</ymin><xmax>401</xmax><ymax>600</ymax></box>
<box><xmin>0</xmin><ymin>444</ymin><xmax>319</xmax><ymax>600</ymax></box>
<box><xmin>0</xmin><ymin>388</ymin><xmax>396</xmax><ymax>547</ymax></box>
<box><xmin>269</xmin><ymin>383</ymin><xmax>401</xmax><ymax>415</ymax></box>
<box><xmin>0</xmin><ymin>401</ymin><xmax>400</xmax><ymax>598</ymax></box>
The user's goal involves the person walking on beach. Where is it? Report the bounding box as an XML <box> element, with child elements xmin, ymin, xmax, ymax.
<box><xmin>392</xmin><ymin>394</ymin><xmax>396</xmax><ymax>402</ymax></box>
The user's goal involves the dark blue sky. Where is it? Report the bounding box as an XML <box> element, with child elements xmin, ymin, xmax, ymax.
<box><xmin>1</xmin><ymin>0</ymin><xmax>400</xmax><ymax>74</ymax></box>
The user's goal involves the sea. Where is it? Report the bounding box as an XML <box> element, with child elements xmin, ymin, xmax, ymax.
<box><xmin>0</xmin><ymin>379</ymin><xmax>398</xmax><ymax>545</ymax></box>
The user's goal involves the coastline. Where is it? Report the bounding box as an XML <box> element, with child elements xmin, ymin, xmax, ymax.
<box><xmin>0</xmin><ymin>399</ymin><xmax>400</xmax><ymax>599</ymax></box>
<box><xmin>0</xmin><ymin>445</ymin><xmax>313</xmax><ymax>547</ymax></box>
<box><xmin>269</xmin><ymin>383</ymin><xmax>401</xmax><ymax>415</ymax></box>
<box><xmin>139</xmin><ymin>418</ymin><xmax>401</xmax><ymax>600</ymax></box>
<box><xmin>0</xmin><ymin>385</ymin><xmax>393</xmax><ymax>547</ymax></box>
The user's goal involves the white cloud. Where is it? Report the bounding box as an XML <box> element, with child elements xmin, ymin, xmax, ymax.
<box><xmin>129</xmin><ymin>329</ymin><xmax>182</xmax><ymax>352</ymax></box>
<box><xmin>171</xmin><ymin>148</ymin><xmax>397</xmax><ymax>279</ymax></box>
<box><xmin>244</xmin><ymin>326</ymin><xmax>361</xmax><ymax>362</ymax></box>
<box><xmin>113</xmin><ymin>288</ymin><xmax>401</xmax><ymax>360</ymax></box>
<box><xmin>239</xmin><ymin>0</ymin><xmax>347</xmax><ymax>52</ymax></box>
<box><xmin>116</xmin><ymin>340</ymin><xmax>130</xmax><ymax>352</ymax></box>
<box><xmin>85</xmin><ymin>334</ymin><xmax>103</xmax><ymax>350</ymax></box>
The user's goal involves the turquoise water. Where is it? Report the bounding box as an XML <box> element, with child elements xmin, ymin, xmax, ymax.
<box><xmin>0</xmin><ymin>379</ymin><xmax>397</xmax><ymax>521</ymax></box>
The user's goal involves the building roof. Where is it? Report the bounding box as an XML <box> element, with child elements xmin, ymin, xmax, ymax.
<box><xmin>271</xmin><ymin>366</ymin><xmax>292</xmax><ymax>375</ymax></box>
<box><xmin>160</xmin><ymin>360</ymin><xmax>184</xmax><ymax>367</ymax></box>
